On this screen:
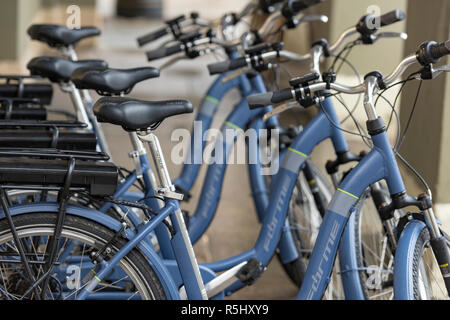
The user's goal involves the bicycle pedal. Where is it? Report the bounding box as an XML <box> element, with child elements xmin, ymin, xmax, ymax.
<box><xmin>237</xmin><ymin>258</ymin><xmax>265</xmax><ymax>286</ymax></box>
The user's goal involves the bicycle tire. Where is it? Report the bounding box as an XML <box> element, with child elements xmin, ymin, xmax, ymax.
<box><xmin>283</xmin><ymin>163</ymin><xmax>345</xmax><ymax>299</ymax></box>
<box><xmin>394</xmin><ymin>220</ymin><xmax>450</xmax><ymax>300</ymax></box>
<box><xmin>0</xmin><ymin>212</ymin><xmax>166</xmax><ymax>300</ymax></box>
<box><xmin>353</xmin><ymin>186</ymin><xmax>397</xmax><ymax>300</ymax></box>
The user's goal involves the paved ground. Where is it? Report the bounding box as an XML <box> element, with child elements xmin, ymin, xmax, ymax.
<box><xmin>40</xmin><ymin>17</ymin><xmax>410</xmax><ymax>300</ymax></box>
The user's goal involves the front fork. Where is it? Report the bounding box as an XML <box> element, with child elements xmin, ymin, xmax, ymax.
<box><xmin>381</xmin><ymin>191</ymin><xmax>450</xmax><ymax>295</ymax></box>
<box><xmin>302</xmin><ymin>159</ymin><xmax>327</xmax><ymax>218</ymax></box>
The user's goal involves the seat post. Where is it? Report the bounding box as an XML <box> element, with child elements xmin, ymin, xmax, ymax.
<box><xmin>61</xmin><ymin>45</ymin><xmax>113</xmax><ymax>158</ymax></box>
<box><xmin>128</xmin><ymin>131</ymin><xmax>163</xmax><ymax>209</ymax></box>
<box><xmin>60</xmin><ymin>45</ymin><xmax>78</xmax><ymax>61</ymax></box>
<box><xmin>66</xmin><ymin>82</ymin><xmax>92</xmax><ymax>130</ymax></box>
<box><xmin>60</xmin><ymin>45</ymin><xmax>94</xmax><ymax>106</ymax></box>
<box><xmin>138</xmin><ymin>130</ymin><xmax>208</xmax><ymax>299</ymax></box>
<box><xmin>139</xmin><ymin>132</ymin><xmax>173</xmax><ymax>190</ymax></box>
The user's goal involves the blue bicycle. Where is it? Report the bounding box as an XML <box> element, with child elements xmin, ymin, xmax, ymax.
<box><xmin>247</xmin><ymin>39</ymin><xmax>450</xmax><ymax>299</ymax></box>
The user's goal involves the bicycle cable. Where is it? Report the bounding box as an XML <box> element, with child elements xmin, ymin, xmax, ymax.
<box><xmin>328</xmin><ymin>40</ymin><xmax>359</xmax><ymax>73</ymax></box>
<box><xmin>374</xmin><ymin>72</ymin><xmax>432</xmax><ymax>197</ymax></box>
<box><xmin>318</xmin><ymin>98</ymin><xmax>372</xmax><ymax>144</ymax></box>
<box><xmin>329</xmin><ymin>53</ymin><xmax>362</xmax><ymax>125</ymax></box>
<box><xmin>332</xmin><ymin>94</ymin><xmax>373</xmax><ymax>148</ymax></box>
<box><xmin>396</xmin><ymin>79</ymin><xmax>423</xmax><ymax>151</ymax></box>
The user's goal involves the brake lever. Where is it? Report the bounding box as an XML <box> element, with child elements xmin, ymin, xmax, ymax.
<box><xmin>297</xmin><ymin>14</ymin><xmax>329</xmax><ymax>24</ymax></box>
<box><xmin>156</xmin><ymin>39</ymin><xmax>180</xmax><ymax>50</ymax></box>
<box><xmin>222</xmin><ymin>67</ymin><xmax>253</xmax><ymax>84</ymax></box>
<box><xmin>431</xmin><ymin>65</ymin><xmax>450</xmax><ymax>79</ymax></box>
<box><xmin>372</xmin><ymin>32</ymin><xmax>408</xmax><ymax>43</ymax></box>
<box><xmin>414</xmin><ymin>65</ymin><xmax>450</xmax><ymax>80</ymax></box>
<box><xmin>263</xmin><ymin>101</ymin><xmax>300</xmax><ymax>121</ymax></box>
<box><xmin>159</xmin><ymin>53</ymin><xmax>188</xmax><ymax>70</ymax></box>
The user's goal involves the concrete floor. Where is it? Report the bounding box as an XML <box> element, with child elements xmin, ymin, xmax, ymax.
<box><xmin>40</xmin><ymin>17</ymin><xmax>409</xmax><ymax>300</ymax></box>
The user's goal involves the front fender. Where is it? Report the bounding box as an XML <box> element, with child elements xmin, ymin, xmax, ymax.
<box><xmin>393</xmin><ymin>219</ymin><xmax>427</xmax><ymax>300</ymax></box>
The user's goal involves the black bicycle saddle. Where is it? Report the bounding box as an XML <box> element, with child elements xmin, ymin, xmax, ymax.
<box><xmin>27</xmin><ymin>24</ymin><xmax>100</xmax><ymax>48</ymax></box>
<box><xmin>27</xmin><ymin>57</ymin><xmax>108</xmax><ymax>83</ymax></box>
<box><xmin>71</xmin><ymin>67</ymin><xmax>160</xmax><ymax>95</ymax></box>
<box><xmin>93</xmin><ymin>97</ymin><xmax>193</xmax><ymax>131</ymax></box>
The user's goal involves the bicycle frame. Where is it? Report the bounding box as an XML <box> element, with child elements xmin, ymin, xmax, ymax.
<box><xmin>296</xmin><ymin>124</ymin><xmax>407</xmax><ymax>299</ymax></box>
<box><xmin>196</xmin><ymin>98</ymin><xmax>348</xmax><ymax>288</ymax></box>
<box><xmin>185</xmin><ymin>73</ymin><xmax>278</xmax><ymax>243</ymax></box>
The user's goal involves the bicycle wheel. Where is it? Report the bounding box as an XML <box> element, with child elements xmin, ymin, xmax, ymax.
<box><xmin>353</xmin><ymin>186</ymin><xmax>398</xmax><ymax>300</ymax></box>
<box><xmin>395</xmin><ymin>221</ymin><xmax>450</xmax><ymax>300</ymax></box>
<box><xmin>285</xmin><ymin>163</ymin><xmax>345</xmax><ymax>299</ymax></box>
<box><xmin>0</xmin><ymin>212</ymin><xmax>166</xmax><ymax>300</ymax></box>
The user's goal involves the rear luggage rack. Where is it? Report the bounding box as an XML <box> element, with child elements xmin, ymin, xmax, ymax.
<box><xmin>0</xmin><ymin>105</ymin><xmax>47</xmax><ymax>120</ymax></box>
<box><xmin>0</xmin><ymin>97</ymin><xmax>47</xmax><ymax>120</ymax></box>
<box><xmin>0</xmin><ymin>75</ymin><xmax>53</xmax><ymax>106</ymax></box>
<box><xmin>0</xmin><ymin>148</ymin><xmax>110</xmax><ymax>161</ymax></box>
<box><xmin>0</xmin><ymin>120</ymin><xmax>87</xmax><ymax>129</ymax></box>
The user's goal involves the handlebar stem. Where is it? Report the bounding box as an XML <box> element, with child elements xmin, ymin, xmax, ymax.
<box><xmin>363</xmin><ymin>76</ymin><xmax>379</xmax><ymax>121</ymax></box>
<box><xmin>310</xmin><ymin>45</ymin><xmax>324</xmax><ymax>75</ymax></box>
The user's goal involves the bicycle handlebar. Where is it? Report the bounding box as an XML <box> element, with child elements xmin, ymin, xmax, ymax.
<box><xmin>282</xmin><ymin>0</ymin><xmax>324</xmax><ymax>19</ymax></box>
<box><xmin>432</xmin><ymin>40</ymin><xmax>450</xmax><ymax>57</ymax></box>
<box><xmin>137</xmin><ymin>27</ymin><xmax>169</xmax><ymax>47</ymax></box>
<box><xmin>208</xmin><ymin>9</ymin><xmax>407</xmax><ymax>76</ymax></box>
<box><xmin>247</xmin><ymin>40</ymin><xmax>450</xmax><ymax>109</ymax></box>
<box><xmin>207</xmin><ymin>50</ymin><xmax>310</xmax><ymax>75</ymax></box>
<box><xmin>380</xmin><ymin>9</ymin><xmax>406</xmax><ymax>27</ymax></box>
<box><xmin>248</xmin><ymin>88</ymin><xmax>294</xmax><ymax>109</ymax></box>
<box><xmin>137</xmin><ymin>0</ymin><xmax>269</xmax><ymax>48</ymax></box>
<box><xmin>356</xmin><ymin>9</ymin><xmax>406</xmax><ymax>36</ymax></box>
<box><xmin>417</xmin><ymin>40</ymin><xmax>450</xmax><ymax>65</ymax></box>
<box><xmin>146</xmin><ymin>43</ymin><xmax>183</xmax><ymax>61</ymax></box>
<box><xmin>207</xmin><ymin>57</ymin><xmax>248</xmax><ymax>75</ymax></box>
<box><xmin>259</xmin><ymin>0</ymin><xmax>284</xmax><ymax>13</ymax></box>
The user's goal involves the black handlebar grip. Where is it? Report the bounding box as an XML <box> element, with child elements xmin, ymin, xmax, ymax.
<box><xmin>417</xmin><ymin>40</ymin><xmax>450</xmax><ymax>66</ymax></box>
<box><xmin>259</xmin><ymin>0</ymin><xmax>284</xmax><ymax>13</ymax></box>
<box><xmin>137</xmin><ymin>27</ymin><xmax>169</xmax><ymax>47</ymax></box>
<box><xmin>430</xmin><ymin>40</ymin><xmax>450</xmax><ymax>60</ymax></box>
<box><xmin>207</xmin><ymin>57</ymin><xmax>248</xmax><ymax>75</ymax></box>
<box><xmin>248</xmin><ymin>93</ymin><xmax>274</xmax><ymax>109</ymax></box>
<box><xmin>379</xmin><ymin>9</ymin><xmax>406</xmax><ymax>27</ymax></box>
<box><xmin>357</xmin><ymin>9</ymin><xmax>405</xmax><ymax>35</ymax></box>
<box><xmin>146</xmin><ymin>44</ymin><xmax>183</xmax><ymax>61</ymax></box>
<box><xmin>292</xmin><ymin>0</ymin><xmax>324</xmax><ymax>11</ymax></box>
<box><xmin>282</xmin><ymin>0</ymin><xmax>324</xmax><ymax>18</ymax></box>
<box><xmin>247</xmin><ymin>88</ymin><xmax>293</xmax><ymax>109</ymax></box>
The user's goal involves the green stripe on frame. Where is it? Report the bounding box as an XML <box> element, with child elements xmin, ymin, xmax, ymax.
<box><xmin>288</xmin><ymin>147</ymin><xmax>308</xmax><ymax>158</ymax></box>
<box><xmin>224</xmin><ymin>121</ymin><xmax>242</xmax><ymax>131</ymax></box>
<box><xmin>337</xmin><ymin>188</ymin><xmax>359</xmax><ymax>200</ymax></box>
<box><xmin>205</xmin><ymin>96</ymin><xmax>220</xmax><ymax>104</ymax></box>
